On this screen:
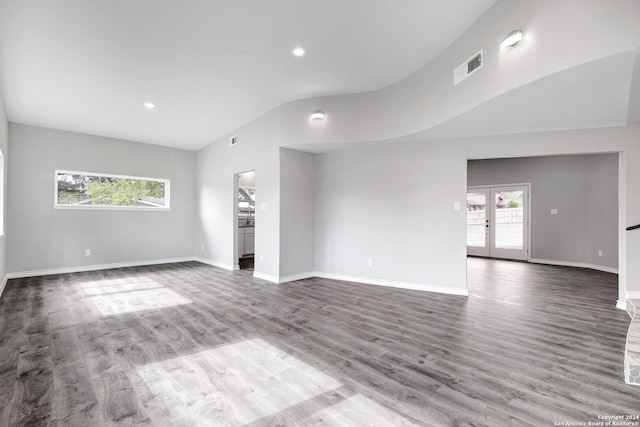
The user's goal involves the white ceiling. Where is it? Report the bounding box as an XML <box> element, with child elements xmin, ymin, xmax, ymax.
<box><xmin>292</xmin><ymin>49</ymin><xmax>640</xmax><ymax>153</ymax></box>
<box><xmin>0</xmin><ymin>0</ymin><xmax>497</xmax><ymax>150</ymax></box>
<box><xmin>413</xmin><ymin>50</ymin><xmax>637</xmax><ymax>141</ymax></box>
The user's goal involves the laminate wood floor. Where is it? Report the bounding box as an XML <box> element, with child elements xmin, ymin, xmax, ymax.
<box><xmin>0</xmin><ymin>258</ymin><xmax>638</xmax><ymax>426</ymax></box>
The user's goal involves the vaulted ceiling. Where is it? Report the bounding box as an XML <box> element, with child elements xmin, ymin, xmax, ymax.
<box><xmin>286</xmin><ymin>47</ymin><xmax>640</xmax><ymax>154</ymax></box>
<box><xmin>0</xmin><ymin>0</ymin><xmax>497</xmax><ymax>150</ymax></box>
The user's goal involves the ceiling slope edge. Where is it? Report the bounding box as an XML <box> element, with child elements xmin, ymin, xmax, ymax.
<box><xmin>206</xmin><ymin>0</ymin><xmax>640</xmax><ymax>154</ymax></box>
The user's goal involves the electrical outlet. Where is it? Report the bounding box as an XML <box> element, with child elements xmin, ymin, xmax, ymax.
<box><xmin>368</xmin><ymin>258</ymin><xmax>374</xmax><ymax>267</ymax></box>
<box><xmin>259</xmin><ymin>254</ymin><xmax>264</xmax><ymax>262</ymax></box>
<box><xmin>454</xmin><ymin>201</ymin><xmax>461</xmax><ymax>211</ymax></box>
<box><xmin>550</xmin><ymin>209</ymin><xmax>558</xmax><ymax>215</ymax></box>
<box><xmin>85</xmin><ymin>249</ymin><xmax>91</xmax><ymax>256</ymax></box>
<box><xmin>598</xmin><ymin>250</ymin><xmax>603</xmax><ymax>257</ymax></box>
<box><xmin>201</xmin><ymin>244</ymin><xmax>205</xmax><ymax>251</ymax></box>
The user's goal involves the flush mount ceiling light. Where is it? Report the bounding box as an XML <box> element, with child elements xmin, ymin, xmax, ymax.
<box><xmin>291</xmin><ymin>47</ymin><xmax>306</xmax><ymax>57</ymax></box>
<box><xmin>310</xmin><ymin>110</ymin><xmax>325</xmax><ymax>120</ymax></box>
<box><xmin>143</xmin><ymin>101</ymin><xmax>156</xmax><ymax>109</ymax></box>
<box><xmin>500</xmin><ymin>30</ymin><xmax>523</xmax><ymax>51</ymax></box>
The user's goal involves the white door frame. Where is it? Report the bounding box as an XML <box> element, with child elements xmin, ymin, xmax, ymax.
<box><xmin>467</xmin><ymin>183</ymin><xmax>531</xmax><ymax>261</ymax></box>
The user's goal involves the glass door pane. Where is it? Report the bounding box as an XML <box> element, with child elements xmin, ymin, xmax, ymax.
<box><xmin>494</xmin><ymin>190</ymin><xmax>524</xmax><ymax>250</ymax></box>
<box><xmin>467</xmin><ymin>192</ymin><xmax>487</xmax><ymax>247</ymax></box>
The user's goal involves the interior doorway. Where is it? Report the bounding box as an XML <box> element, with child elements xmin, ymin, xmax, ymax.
<box><xmin>236</xmin><ymin>171</ymin><xmax>255</xmax><ymax>270</ymax></box>
<box><xmin>467</xmin><ymin>184</ymin><xmax>530</xmax><ymax>261</ymax></box>
<box><xmin>465</xmin><ymin>153</ymin><xmax>623</xmax><ymax>306</ymax></box>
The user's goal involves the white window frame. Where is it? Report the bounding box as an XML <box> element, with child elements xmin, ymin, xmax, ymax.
<box><xmin>54</xmin><ymin>169</ymin><xmax>171</xmax><ymax>211</ymax></box>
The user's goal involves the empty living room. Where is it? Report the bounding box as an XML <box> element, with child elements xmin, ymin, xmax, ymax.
<box><xmin>1</xmin><ymin>0</ymin><xmax>640</xmax><ymax>426</ymax></box>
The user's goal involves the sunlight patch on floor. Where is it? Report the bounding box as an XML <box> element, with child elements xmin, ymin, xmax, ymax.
<box><xmin>135</xmin><ymin>338</ymin><xmax>417</xmax><ymax>426</ymax></box>
<box><xmin>302</xmin><ymin>394</ymin><xmax>418</xmax><ymax>426</ymax></box>
<box><xmin>77</xmin><ymin>277</ymin><xmax>193</xmax><ymax>316</ymax></box>
<box><xmin>78</xmin><ymin>277</ymin><xmax>165</xmax><ymax>296</ymax></box>
<box><xmin>137</xmin><ymin>339</ymin><xmax>340</xmax><ymax>425</ymax></box>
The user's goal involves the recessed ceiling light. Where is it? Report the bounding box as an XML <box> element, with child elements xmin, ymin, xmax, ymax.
<box><xmin>291</xmin><ymin>47</ymin><xmax>306</xmax><ymax>57</ymax></box>
<box><xmin>143</xmin><ymin>102</ymin><xmax>156</xmax><ymax>109</ymax></box>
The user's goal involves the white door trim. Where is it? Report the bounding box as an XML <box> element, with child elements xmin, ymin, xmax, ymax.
<box><xmin>466</xmin><ymin>187</ymin><xmax>491</xmax><ymax>257</ymax></box>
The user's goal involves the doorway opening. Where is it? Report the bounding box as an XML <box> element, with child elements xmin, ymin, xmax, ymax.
<box><xmin>465</xmin><ymin>153</ymin><xmax>621</xmax><ymax>304</ymax></box>
<box><xmin>236</xmin><ymin>171</ymin><xmax>255</xmax><ymax>271</ymax></box>
<box><xmin>467</xmin><ymin>184</ymin><xmax>530</xmax><ymax>261</ymax></box>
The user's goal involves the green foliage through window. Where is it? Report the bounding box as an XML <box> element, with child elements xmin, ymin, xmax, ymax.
<box><xmin>56</xmin><ymin>171</ymin><xmax>169</xmax><ymax>209</ymax></box>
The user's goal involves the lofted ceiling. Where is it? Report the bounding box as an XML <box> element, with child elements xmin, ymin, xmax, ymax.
<box><xmin>0</xmin><ymin>0</ymin><xmax>497</xmax><ymax>150</ymax></box>
<box><xmin>291</xmin><ymin>49</ymin><xmax>640</xmax><ymax>154</ymax></box>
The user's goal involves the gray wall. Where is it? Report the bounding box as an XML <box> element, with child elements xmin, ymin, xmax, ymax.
<box><xmin>279</xmin><ymin>148</ymin><xmax>315</xmax><ymax>278</ymax></box>
<box><xmin>7</xmin><ymin>124</ymin><xmax>197</xmax><ymax>273</ymax></box>
<box><xmin>0</xmin><ymin>95</ymin><xmax>7</xmax><ymax>283</ymax></box>
<box><xmin>468</xmin><ymin>154</ymin><xmax>618</xmax><ymax>269</ymax></box>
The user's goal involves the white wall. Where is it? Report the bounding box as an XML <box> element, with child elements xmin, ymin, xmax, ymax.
<box><xmin>624</xmin><ymin>140</ymin><xmax>640</xmax><ymax>295</ymax></box>
<box><xmin>7</xmin><ymin>124</ymin><xmax>197</xmax><ymax>274</ymax></box>
<box><xmin>279</xmin><ymin>148</ymin><xmax>315</xmax><ymax>279</ymax></box>
<box><xmin>0</xmin><ymin>95</ymin><xmax>7</xmax><ymax>285</ymax></box>
<box><xmin>314</xmin><ymin>141</ymin><xmax>467</xmax><ymax>293</ymax></box>
<box><xmin>467</xmin><ymin>154</ymin><xmax>618</xmax><ymax>269</ymax></box>
<box><xmin>628</xmin><ymin>54</ymin><xmax>640</xmax><ymax>125</ymax></box>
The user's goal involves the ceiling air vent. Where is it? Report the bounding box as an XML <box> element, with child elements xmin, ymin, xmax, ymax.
<box><xmin>229</xmin><ymin>135</ymin><xmax>238</xmax><ymax>146</ymax></box>
<box><xmin>453</xmin><ymin>49</ymin><xmax>483</xmax><ymax>86</ymax></box>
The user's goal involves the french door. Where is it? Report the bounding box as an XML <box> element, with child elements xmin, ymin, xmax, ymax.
<box><xmin>467</xmin><ymin>185</ymin><xmax>529</xmax><ymax>261</ymax></box>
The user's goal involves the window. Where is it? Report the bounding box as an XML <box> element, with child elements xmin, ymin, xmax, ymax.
<box><xmin>54</xmin><ymin>170</ymin><xmax>170</xmax><ymax>210</ymax></box>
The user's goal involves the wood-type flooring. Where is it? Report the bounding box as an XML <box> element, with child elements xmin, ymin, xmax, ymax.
<box><xmin>0</xmin><ymin>258</ymin><xmax>637</xmax><ymax>426</ymax></box>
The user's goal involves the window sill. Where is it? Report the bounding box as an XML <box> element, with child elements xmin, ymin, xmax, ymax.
<box><xmin>53</xmin><ymin>205</ymin><xmax>170</xmax><ymax>212</ymax></box>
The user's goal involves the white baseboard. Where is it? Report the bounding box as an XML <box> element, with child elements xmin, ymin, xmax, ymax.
<box><xmin>628</xmin><ymin>292</ymin><xmax>640</xmax><ymax>300</ymax></box>
<box><xmin>250</xmin><ymin>271</ymin><xmax>315</xmax><ymax>284</ymax></box>
<box><xmin>193</xmin><ymin>257</ymin><xmax>235</xmax><ymax>271</ymax></box>
<box><xmin>251</xmin><ymin>270</ymin><xmax>467</xmax><ymax>295</ymax></box>
<box><xmin>278</xmin><ymin>272</ymin><xmax>315</xmax><ymax>284</ymax></box>
<box><xmin>618</xmin><ymin>299</ymin><xmax>629</xmax><ymax>311</ymax></box>
<box><xmin>313</xmin><ymin>271</ymin><xmax>469</xmax><ymax>296</ymax></box>
<box><xmin>529</xmin><ymin>258</ymin><xmax>618</xmax><ymax>274</ymax></box>
<box><xmin>627</xmin><ymin>298</ymin><xmax>638</xmax><ymax>318</ymax></box>
<box><xmin>6</xmin><ymin>257</ymin><xmax>196</xmax><ymax>279</ymax></box>
<box><xmin>252</xmin><ymin>271</ymin><xmax>279</xmax><ymax>283</ymax></box>
<box><xmin>0</xmin><ymin>275</ymin><xmax>7</xmax><ymax>299</ymax></box>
